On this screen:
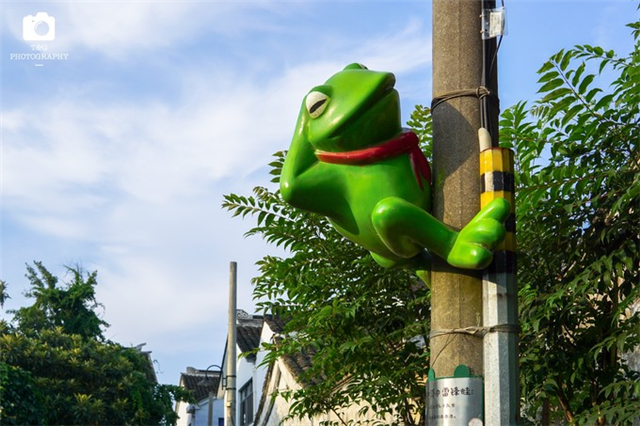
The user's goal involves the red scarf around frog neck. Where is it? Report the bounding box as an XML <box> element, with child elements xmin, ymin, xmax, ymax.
<box><xmin>315</xmin><ymin>130</ymin><xmax>431</xmax><ymax>190</ymax></box>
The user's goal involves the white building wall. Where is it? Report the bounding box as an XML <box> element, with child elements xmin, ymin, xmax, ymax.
<box><xmin>235</xmin><ymin>349</ymin><xmax>255</xmax><ymax>426</ymax></box>
<box><xmin>175</xmin><ymin>398</ymin><xmax>190</xmax><ymax>426</ymax></box>
<box><xmin>192</xmin><ymin>398</ymin><xmax>225</xmax><ymax>426</ymax></box>
<box><xmin>254</xmin><ymin>325</ymin><xmax>272</xmax><ymax>416</ymax></box>
<box><xmin>221</xmin><ymin>338</ymin><xmax>265</xmax><ymax>426</ymax></box>
<box><xmin>176</xmin><ymin>397</ymin><xmax>225</xmax><ymax>426</ymax></box>
<box><xmin>254</xmin><ymin>322</ymin><xmax>396</xmax><ymax>426</ymax></box>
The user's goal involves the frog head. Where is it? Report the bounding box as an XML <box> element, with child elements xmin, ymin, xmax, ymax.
<box><xmin>300</xmin><ymin>63</ymin><xmax>402</xmax><ymax>153</ymax></box>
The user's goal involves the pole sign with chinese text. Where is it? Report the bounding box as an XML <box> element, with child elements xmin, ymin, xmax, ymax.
<box><xmin>426</xmin><ymin>366</ymin><xmax>483</xmax><ymax>425</ymax></box>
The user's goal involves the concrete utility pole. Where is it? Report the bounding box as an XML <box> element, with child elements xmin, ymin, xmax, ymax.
<box><xmin>430</xmin><ymin>0</ymin><xmax>491</xmax><ymax>379</ymax></box>
<box><xmin>226</xmin><ymin>261</ymin><xmax>237</xmax><ymax>426</ymax></box>
<box><xmin>430</xmin><ymin>1</ymin><xmax>519</xmax><ymax>424</ymax></box>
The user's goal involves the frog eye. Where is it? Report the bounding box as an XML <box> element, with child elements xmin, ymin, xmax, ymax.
<box><xmin>344</xmin><ymin>63</ymin><xmax>368</xmax><ymax>70</ymax></box>
<box><xmin>306</xmin><ymin>91</ymin><xmax>329</xmax><ymax>118</ymax></box>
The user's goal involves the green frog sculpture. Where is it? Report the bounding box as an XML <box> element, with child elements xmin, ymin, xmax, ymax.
<box><xmin>280</xmin><ymin>63</ymin><xmax>509</xmax><ymax>272</ymax></box>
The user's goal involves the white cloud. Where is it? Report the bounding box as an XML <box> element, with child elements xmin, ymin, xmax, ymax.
<box><xmin>2</xmin><ymin>1</ymin><xmax>301</xmax><ymax>61</ymax></box>
<box><xmin>97</xmin><ymin>255</ymin><xmax>223</xmax><ymax>334</ymax></box>
<box><xmin>0</xmin><ymin>110</ymin><xmax>27</xmax><ymax>132</ymax></box>
<box><xmin>22</xmin><ymin>214</ymin><xmax>90</xmax><ymax>240</ymax></box>
<box><xmin>353</xmin><ymin>18</ymin><xmax>431</xmax><ymax>74</ymax></box>
<box><xmin>87</xmin><ymin>190</ymin><xmax>271</xmax><ymax>341</ymax></box>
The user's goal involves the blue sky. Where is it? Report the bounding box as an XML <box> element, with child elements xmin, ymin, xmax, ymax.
<box><xmin>1</xmin><ymin>0</ymin><xmax>637</xmax><ymax>386</ymax></box>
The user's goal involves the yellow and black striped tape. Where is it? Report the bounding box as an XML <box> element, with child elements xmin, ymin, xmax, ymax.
<box><xmin>480</xmin><ymin>147</ymin><xmax>516</xmax><ymax>274</ymax></box>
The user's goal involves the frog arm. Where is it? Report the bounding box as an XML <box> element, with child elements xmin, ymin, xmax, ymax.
<box><xmin>280</xmin><ymin>114</ymin><xmax>346</xmax><ymax>217</ymax></box>
<box><xmin>372</xmin><ymin>197</ymin><xmax>457</xmax><ymax>261</ymax></box>
<box><xmin>372</xmin><ymin>197</ymin><xmax>509</xmax><ymax>270</ymax></box>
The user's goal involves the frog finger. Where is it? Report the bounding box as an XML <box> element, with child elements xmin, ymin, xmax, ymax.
<box><xmin>447</xmin><ymin>243</ymin><xmax>493</xmax><ymax>270</ymax></box>
<box><xmin>471</xmin><ymin>198</ymin><xmax>510</xmax><ymax>225</ymax></box>
<box><xmin>461</xmin><ymin>218</ymin><xmax>506</xmax><ymax>249</ymax></box>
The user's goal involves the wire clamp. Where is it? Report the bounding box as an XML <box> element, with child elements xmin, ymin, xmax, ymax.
<box><xmin>431</xmin><ymin>86</ymin><xmax>499</xmax><ymax>111</ymax></box>
<box><xmin>481</xmin><ymin>6</ymin><xmax>506</xmax><ymax>40</ymax></box>
<box><xmin>429</xmin><ymin>323</ymin><xmax>520</xmax><ymax>339</ymax></box>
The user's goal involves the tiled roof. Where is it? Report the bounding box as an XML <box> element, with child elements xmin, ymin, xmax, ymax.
<box><xmin>237</xmin><ymin>323</ymin><xmax>261</xmax><ymax>361</ymax></box>
<box><xmin>180</xmin><ymin>370</ymin><xmax>220</xmax><ymax>402</ymax></box>
<box><xmin>262</xmin><ymin>315</ymin><xmax>315</xmax><ymax>382</ymax></box>
<box><xmin>236</xmin><ymin>312</ymin><xmax>264</xmax><ymax>356</ymax></box>
<box><xmin>264</xmin><ymin>314</ymin><xmax>288</xmax><ymax>334</ymax></box>
<box><xmin>282</xmin><ymin>347</ymin><xmax>316</xmax><ymax>383</ymax></box>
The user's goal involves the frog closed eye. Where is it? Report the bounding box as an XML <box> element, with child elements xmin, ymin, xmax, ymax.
<box><xmin>306</xmin><ymin>91</ymin><xmax>330</xmax><ymax>118</ymax></box>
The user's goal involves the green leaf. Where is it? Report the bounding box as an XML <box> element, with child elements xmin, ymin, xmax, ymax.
<box><xmin>559</xmin><ymin>50</ymin><xmax>574</xmax><ymax>71</ymax></box>
<box><xmin>571</xmin><ymin>62</ymin><xmax>586</xmax><ymax>86</ymax></box>
<box><xmin>578</xmin><ymin>74</ymin><xmax>596</xmax><ymax>94</ymax></box>
<box><xmin>539</xmin><ymin>70</ymin><xmax>560</xmax><ymax>84</ymax></box>
<box><xmin>549</xmin><ymin>94</ymin><xmax>577</xmax><ymax>118</ymax></box>
<box><xmin>538</xmin><ymin>60</ymin><xmax>555</xmax><ymax>74</ymax></box>
<box><xmin>585</xmin><ymin>87</ymin><xmax>603</xmax><ymax>102</ymax></box>
<box><xmin>594</xmin><ymin>93</ymin><xmax>615</xmax><ymax>110</ymax></box>
<box><xmin>538</xmin><ymin>77</ymin><xmax>565</xmax><ymax>93</ymax></box>
<box><xmin>540</xmin><ymin>87</ymin><xmax>573</xmax><ymax>104</ymax></box>
<box><xmin>561</xmin><ymin>104</ymin><xmax>584</xmax><ymax>126</ymax></box>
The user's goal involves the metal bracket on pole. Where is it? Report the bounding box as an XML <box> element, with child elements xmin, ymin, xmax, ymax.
<box><xmin>481</xmin><ymin>7</ymin><xmax>506</xmax><ymax>40</ymax></box>
<box><xmin>479</xmin><ymin>142</ymin><xmax>519</xmax><ymax>425</ymax></box>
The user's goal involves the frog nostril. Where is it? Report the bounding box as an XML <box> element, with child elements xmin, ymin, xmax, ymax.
<box><xmin>306</xmin><ymin>91</ymin><xmax>329</xmax><ymax>118</ymax></box>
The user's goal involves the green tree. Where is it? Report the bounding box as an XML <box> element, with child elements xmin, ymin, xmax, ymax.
<box><xmin>0</xmin><ymin>262</ymin><xmax>193</xmax><ymax>425</ymax></box>
<box><xmin>500</xmin><ymin>15</ymin><xmax>640</xmax><ymax>425</ymax></box>
<box><xmin>0</xmin><ymin>280</ymin><xmax>9</xmax><ymax>308</ymax></box>
<box><xmin>0</xmin><ymin>360</ymin><xmax>46</xmax><ymax>425</ymax></box>
<box><xmin>10</xmin><ymin>261</ymin><xmax>108</xmax><ymax>340</ymax></box>
<box><xmin>223</xmin><ymin>107</ymin><xmax>434</xmax><ymax>426</ymax></box>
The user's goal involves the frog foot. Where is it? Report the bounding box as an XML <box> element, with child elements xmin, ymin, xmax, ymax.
<box><xmin>446</xmin><ymin>198</ymin><xmax>510</xmax><ymax>269</ymax></box>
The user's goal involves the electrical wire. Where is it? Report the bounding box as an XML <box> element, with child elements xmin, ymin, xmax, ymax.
<box><xmin>481</xmin><ymin>0</ymin><xmax>505</xmax><ymax>147</ymax></box>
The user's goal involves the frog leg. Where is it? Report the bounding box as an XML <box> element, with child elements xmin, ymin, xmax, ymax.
<box><xmin>371</xmin><ymin>197</ymin><xmax>509</xmax><ymax>270</ymax></box>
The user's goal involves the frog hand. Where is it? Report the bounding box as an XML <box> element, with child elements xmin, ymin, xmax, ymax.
<box><xmin>446</xmin><ymin>198</ymin><xmax>510</xmax><ymax>270</ymax></box>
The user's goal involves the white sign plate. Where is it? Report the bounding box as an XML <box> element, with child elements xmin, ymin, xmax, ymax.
<box><xmin>426</xmin><ymin>377</ymin><xmax>483</xmax><ymax>425</ymax></box>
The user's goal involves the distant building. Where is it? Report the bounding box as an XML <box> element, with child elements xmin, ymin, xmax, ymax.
<box><xmin>231</xmin><ymin>310</ymin><xmax>264</xmax><ymax>426</ymax></box>
<box><xmin>132</xmin><ymin>343</ymin><xmax>158</xmax><ymax>384</ymax></box>
<box><xmin>177</xmin><ymin>310</ymin><xmax>389</xmax><ymax>426</ymax></box>
<box><xmin>175</xmin><ymin>367</ymin><xmax>224</xmax><ymax>426</ymax></box>
<box><xmin>254</xmin><ymin>315</ymin><xmax>391</xmax><ymax>425</ymax></box>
